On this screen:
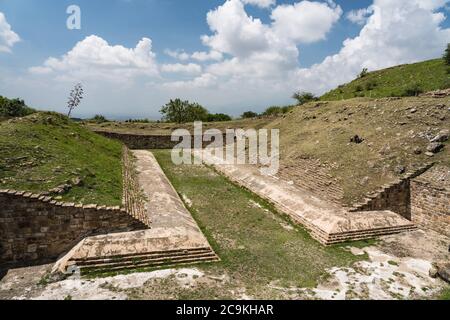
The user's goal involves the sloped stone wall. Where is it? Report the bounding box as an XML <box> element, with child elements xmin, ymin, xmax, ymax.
<box><xmin>94</xmin><ymin>131</ymin><xmax>232</xmax><ymax>149</ymax></box>
<box><xmin>349</xmin><ymin>163</ymin><xmax>434</xmax><ymax>220</ymax></box>
<box><xmin>122</xmin><ymin>146</ymin><xmax>150</xmax><ymax>226</ymax></box>
<box><xmin>0</xmin><ymin>190</ymin><xmax>148</xmax><ymax>266</ymax></box>
<box><xmin>410</xmin><ymin>166</ymin><xmax>450</xmax><ymax>236</ymax></box>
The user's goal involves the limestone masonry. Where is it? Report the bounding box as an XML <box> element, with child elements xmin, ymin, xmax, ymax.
<box><xmin>0</xmin><ymin>190</ymin><xmax>147</xmax><ymax>266</ymax></box>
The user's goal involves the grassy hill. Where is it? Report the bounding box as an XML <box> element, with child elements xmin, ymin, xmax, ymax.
<box><xmin>321</xmin><ymin>59</ymin><xmax>450</xmax><ymax>101</ymax></box>
<box><xmin>268</xmin><ymin>96</ymin><xmax>449</xmax><ymax>205</ymax></box>
<box><xmin>0</xmin><ymin>112</ymin><xmax>123</xmax><ymax>205</ymax></box>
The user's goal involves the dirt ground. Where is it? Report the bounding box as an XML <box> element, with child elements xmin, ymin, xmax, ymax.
<box><xmin>1</xmin><ymin>228</ymin><xmax>448</xmax><ymax>300</ymax></box>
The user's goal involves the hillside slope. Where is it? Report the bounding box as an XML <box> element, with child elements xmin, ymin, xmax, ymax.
<box><xmin>321</xmin><ymin>59</ymin><xmax>450</xmax><ymax>101</ymax></box>
<box><xmin>0</xmin><ymin>112</ymin><xmax>123</xmax><ymax>205</ymax></box>
<box><xmin>268</xmin><ymin>96</ymin><xmax>449</xmax><ymax>205</ymax></box>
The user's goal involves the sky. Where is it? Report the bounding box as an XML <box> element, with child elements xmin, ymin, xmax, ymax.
<box><xmin>0</xmin><ymin>0</ymin><xmax>449</xmax><ymax>119</ymax></box>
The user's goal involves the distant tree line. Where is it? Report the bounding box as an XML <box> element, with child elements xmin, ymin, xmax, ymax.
<box><xmin>0</xmin><ymin>96</ymin><xmax>36</xmax><ymax>118</ymax></box>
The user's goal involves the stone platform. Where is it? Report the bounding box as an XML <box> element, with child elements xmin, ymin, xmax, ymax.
<box><xmin>54</xmin><ymin>151</ymin><xmax>217</xmax><ymax>273</ymax></box>
<box><xmin>195</xmin><ymin>149</ymin><xmax>416</xmax><ymax>245</ymax></box>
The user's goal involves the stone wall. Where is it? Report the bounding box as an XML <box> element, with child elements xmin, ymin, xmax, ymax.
<box><xmin>410</xmin><ymin>166</ymin><xmax>450</xmax><ymax>236</ymax></box>
<box><xmin>0</xmin><ymin>190</ymin><xmax>148</xmax><ymax>266</ymax></box>
<box><xmin>94</xmin><ymin>131</ymin><xmax>233</xmax><ymax>149</ymax></box>
<box><xmin>122</xmin><ymin>146</ymin><xmax>150</xmax><ymax>226</ymax></box>
<box><xmin>277</xmin><ymin>159</ymin><xmax>344</xmax><ymax>205</ymax></box>
<box><xmin>349</xmin><ymin>163</ymin><xmax>435</xmax><ymax>220</ymax></box>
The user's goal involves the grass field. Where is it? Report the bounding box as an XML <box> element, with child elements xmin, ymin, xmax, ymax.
<box><xmin>0</xmin><ymin>112</ymin><xmax>123</xmax><ymax>205</ymax></box>
<box><xmin>321</xmin><ymin>59</ymin><xmax>450</xmax><ymax>101</ymax></box>
<box><xmin>86</xmin><ymin>117</ymin><xmax>273</xmax><ymax>136</ymax></box>
<box><xmin>439</xmin><ymin>287</ymin><xmax>450</xmax><ymax>300</ymax></box>
<box><xmin>124</xmin><ymin>150</ymin><xmax>370</xmax><ymax>299</ymax></box>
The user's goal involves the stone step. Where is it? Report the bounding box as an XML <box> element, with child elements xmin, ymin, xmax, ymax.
<box><xmin>72</xmin><ymin>247</ymin><xmax>214</xmax><ymax>265</ymax></box>
<box><xmin>322</xmin><ymin>225</ymin><xmax>417</xmax><ymax>245</ymax></box>
<box><xmin>75</xmin><ymin>251</ymin><xmax>219</xmax><ymax>273</ymax></box>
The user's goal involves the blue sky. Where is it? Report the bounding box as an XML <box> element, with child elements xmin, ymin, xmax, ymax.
<box><xmin>0</xmin><ymin>0</ymin><xmax>449</xmax><ymax>119</ymax></box>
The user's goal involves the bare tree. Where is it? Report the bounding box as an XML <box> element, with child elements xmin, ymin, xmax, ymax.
<box><xmin>67</xmin><ymin>83</ymin><xmax>84</xmax><ymax>117</ymax></box>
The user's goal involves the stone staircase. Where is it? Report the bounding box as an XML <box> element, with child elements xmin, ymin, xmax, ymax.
<box><xmin>68</xmin><ymin>247</ymin><xmax>219</xmax><ymax>274</ymax></box>
<box><xmin>198</xmin><ymin>149</ymin><xmax>417</xmax><ymax>246</ymax></box>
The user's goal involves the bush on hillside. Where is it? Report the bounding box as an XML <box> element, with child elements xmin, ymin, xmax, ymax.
<box><xmin>358</xmin><ymin>68</ymin><xmax>369</xmax><ymax>78</ymax></box>
<box><xmin>207</xmin><ymin>113</ymin><xmax>232</xmax><ymax>122</ymax></box>
<box><xmin>262</xmin><ymin>105</ymin><xmax>294</xmax><ymax>117</ymax></box>
<box><xmin>365</xmin><ymin>80</ymin><xmax>378</xmax><ymax>91</ymax></box>
<box><xmin>91</xmin><ymin>115</ymin><xmax>108</xmax><ymax>123</ymax></box>
<box><xmin>0</xmin><ymin>96</ymin><xmax>35</xmax><ymax>118</ymax></box>
<box><xmin>292</xmin><ymin>91</ymin><xmax>318</xmax><ymax>105</ymax></box>
<box><xmin>241</xmin><ymin>111</ymin><xmax>259</xmax><ymax>119</ymax></box>
<box><xmin>444</xmin><ymin>43</ymin><xmax>450</xmax><ymax>65</ymax></box>
<box><xmin>402</xmin><ymin>83</ymin><xmax>423</xmax><ymax>97</ymax></box>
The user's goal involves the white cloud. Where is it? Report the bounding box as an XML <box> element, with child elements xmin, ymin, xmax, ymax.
<box><xmin>181</xmin><ymin>0</ymin><xmax>341</xmax><ymax>86</ymax></box>
<box><xmin>294</xmin><ymin>0</ymin><xmax>450</xmax><ymax>94</ymax></box>
<box><xmin>164</xmin><ymin>49</ymin><xmax>190</xmax><ymax>61</ymax></box>
<box><xmin>165</xmin><ymin>49</ymin><xmax>223</xmax><ymax>62</ymax></box>
<box><xmin>201</xmin><ymin>0</ymin><xmax>272</xmax><ymax>58</ymax></box>
<box><xmin>161</xmin><ymin>63</ymin><xmax>202</xmax><ymax>75</ymax></box>
<box><xmin>0</xmin><ymin>12</ymin><xmax>20</xmax><ymax>53</ymax></box>
<box><xmin>29</xmin><ymin>35</ymin><xmax>159</xmax><ymax>81</ymax></box>
<box><xmin>163</xmin><ymin>73</ymin><xmax>218</xmax><ymax>89</ymax></box>
<box><xmin>271</xmin><ymin>1</ymin><xmax>342</xmax><ymax>43</ymax></box>
<box><xmin>15</xmin><ymin>0</ymin><xmax>450</xmax><ymax>118</ymax></box>
<box><xmin>346</xmin><ymin>7</ymin><xmax>374</xmax><ymax>25</ymax></box>
<box><xmin>191</xmin><ymin>50</ymin><xmax>223</xmax><ymax>61</ymax></box>
<box><xmin>241</xmin><ymin>0</ymin><xmax>276</xmax><ymax>8</ymax></box>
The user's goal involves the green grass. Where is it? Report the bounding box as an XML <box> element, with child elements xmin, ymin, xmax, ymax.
<box><xmin>125</xmin><ymin>150</ymin><xmax>370</xmax><ymax>299</ymax></box>
<box><xmin>85</xmin><ymin>117</ymin><xmax>273</xmax><ymax>136</ymax></box>
<box><xmin>0</xmin><ymin>112</ymin><xmax>123</xmax><ymax>205</ymax></box>
<box><xmin>321</xmin><ymin>59</ymin><xmax>450</xmax><ymax>101</ymax></box>
<box><xmin>439</xmin><ymin>287</ymin><xmax>450</xmax><ymax>300</ymax></box>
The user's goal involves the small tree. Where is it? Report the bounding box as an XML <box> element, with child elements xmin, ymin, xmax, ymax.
<box><xmin>160</xmin><ymin>99</ymin><xmax>188</xmax><ymax>123</ymax></box>
<box><xmin>67</xmin><ymin>83</ymin><xmax>84</xmax><ymax>117</ymax></box>
<box><xmin>444</xmin><ymin>43</ymin><xmax>450</xmax><ymax>65</ymax></box>
<box><xmin>207</xmin><ymin>113</ymin><xmax>232</xmax><ymax>122</ymax></box>
<box><xmin>292</xmin><ymin>91</ymin><xmax>317</xmax><ymax>105</ymax></box>
<box><xmin>403</xmin><ymin>83</ymin><xmax>423</xmax><ymax>97</ymax></box>
<box><xmin>241</xmin><ymin>111</ymin><xmax>258</xmax><ymax>119</ymax></box>
<box><xmin>358</xmin><ymin>68</ymin><xmax>369</xmax><ymax>78</ymax></box>
<box><xmin>185</xmin><ymin>103</ymin><xmax>209</xmax><ymax>122</ymax></box>
<box><xmin>263</xmin><ymin>106</ymin><xmax>283</xmax><ymax>116</ymax></box>
<box><xmin>91</xmin><ymin>115</ymin><xmax>108</xmax><ymax>123</ymax></box>
<box><xmin>160</xmin><ymin>99</ymin><xmax>209</xmax><ymax>123</ymax></box>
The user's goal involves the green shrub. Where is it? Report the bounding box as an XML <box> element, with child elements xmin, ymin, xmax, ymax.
<box><xmin>403</xmin><ymin>83</ymin><xmax>423</xmax><ymax>97</ymax></box>
<box><xmin>444</xmin><ymin>43</ymin><xmax>450</xmax><ymax>65</ymax></box>
<box><xmin>263</xmin><ymin>106</ymin><xmax>282</xmax><ymax>116</ymax></box>
<box><xmin>358</xmin><ymin>68</ymin><xmax>369</xmax><ymax>78</ymax></box>
<box><xmin>207</xmin><ymin>113</ymin><xmax>232</xmax><ymax>122</ymax></box>
<box><xmin>365</xmin><ymin>81</ymin><xmax>378</xmax><ymax>91</ymax></box>
<box><xmin>0</xmin><ymin>96</ymin><xmax>36</xmax><ymax>118</ymax></box>
<box><xmin>91</xmin><ymin>115</ymin><xmax>108</xmax><ymax>123</ymax></box>
<box><xmin>292</xmin><ymin>91</ymin><xmax>318</xmax><ymax>105</ymax></box>
<box><xmin>241</xmin><ymin>111</ymin><xmax>258</xmax><ymax>119</ymax></box>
